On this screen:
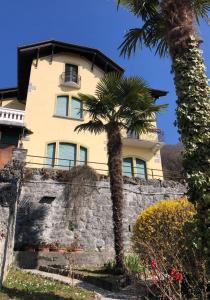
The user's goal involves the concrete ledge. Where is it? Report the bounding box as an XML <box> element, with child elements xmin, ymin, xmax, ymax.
<box><xmin>14</xmin><ymin>250</ymin><xmax>114</xmax><ymax>270</ymax></box>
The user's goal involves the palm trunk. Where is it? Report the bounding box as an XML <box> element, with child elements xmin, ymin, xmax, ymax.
<box><xmin>107</xmin><ymin>126</ymin><xmax>125</xmax><ymax>273</ymax></box>
<box><xmin>163</xmin><ymin>0</ymin><xmax>210</xmax><ymax>266</ymax></box>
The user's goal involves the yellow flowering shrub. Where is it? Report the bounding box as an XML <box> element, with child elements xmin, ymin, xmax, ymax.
<box><xmin>133</xmin><ymin>197</ymin><xmax>196</xmax><ymax>264</ymax></box>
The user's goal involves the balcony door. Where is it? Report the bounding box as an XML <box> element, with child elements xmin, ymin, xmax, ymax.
<box><xmin>65</xmin><ymin>64</ymin><xmax>78</xmax><ymax>83</ymax></box>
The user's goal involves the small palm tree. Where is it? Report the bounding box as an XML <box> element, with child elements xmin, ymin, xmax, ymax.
<box><xmin>118</xmin><ymin>0</ymin><xmax>210</xmax><ymax>265</ymax></box>
<box><xmin>75</xmin><ymin>72</ymin><xmax>167</xmax><ymax>272</ymax></box>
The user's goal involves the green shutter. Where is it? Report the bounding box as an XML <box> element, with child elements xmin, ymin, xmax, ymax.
<box><xmin>80</xmin><ymin>147</ymin><xmax>87</xmax><ymax>165</ymax></box>
<box><xmin>59</xmin><ymin>143</ymin><xmax>76</xmax><ymax>169</ymax></box>
<box><xmin>123</xmin><ymin>158</ymin><xmax>133</xmax><ymax>177</ymax></box>
<box><xmin>56</xmin><ymin>96</ymin><xmax>69</xmax><ymax>116</ymax></box>
<box><xmin>46</xmin><ymin>143</ymin><xmax>56</xmax><ymax>167</ymax></box>
<box><xmin>71</xmin><ymin>98</ymin><xmax>82</xmax><ymax>119</ymax></box>
<box><xmin>136</xmin><ymin>159</ymin><xmax>147</xmax><ymax>179</ymax></box>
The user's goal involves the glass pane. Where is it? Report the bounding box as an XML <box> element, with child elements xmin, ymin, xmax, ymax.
<box><xmin>56</xmin><ymin>96</ymin><xmax>68</xmax><ymax>117</ymax></box>
<box><xmin>136</xmin><ymin>159</ymin><xmax>146</xmax><ymax>179</ymax></box>
<box><xmin>71</xmin><ymin>98</ymin><xmax>82</xmax><ymax>119</ymax></box>
<box><xmin>80</xmin><ymin>147</ymin><xmax>87</xmax><ymax>165</ymax></box>
<box><xmin>46</xmin><ymin>143</ymin><xmax>56</xmax><ymax>167</ymax></box>
<box><xmin>123</xmin><ymin>158</ymin><xmax>133</xmax><ymax>177</ymax></box>
<box><xmin>65</xmin><ymin>64</ymin><xmax>78</xmax><ymax>83</ymax></box>
<box><xmin>59</xmin><ymin>143</ymin><xmax>76</xmax><ymax>169</ymax></box>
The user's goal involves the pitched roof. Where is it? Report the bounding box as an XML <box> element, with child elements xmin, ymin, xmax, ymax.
<box><xmin>17</xmin><ymin>40</ymin><xmax>125</xmax><ymax>100</ymax></box>
<box><xmin>1</xmin><ymin>40</ymin><xmax>167</xmax><ymax>101</ymax></box>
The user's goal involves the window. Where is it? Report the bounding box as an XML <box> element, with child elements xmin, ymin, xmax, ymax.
<box><xmin>59</xmin><ymin>143</ymin><xmax>76</xmax><ymax>169</ymax></box>
<box><xmin>127</xmin><ymin>130</ymin><xmax>139</xmax><ymax>139</ymax></box>
<box><xmin>123</xmin><ymin>157</ymin><xmax>147</xmax><ymax>179</ymax></box>
<box><xmin>80</xmin><ymin>147</ymin><xmax>87</xmax><ymax>165</ymax></box>
<box><xmin>123</xmin><ymin>158</ymin><xmax>133</xmax><ymax>177</ymax></box>
<box><xmin>55</xmin><ymin>96</ymin><xmax>83</xmax><ymax>119</ymax></box>
<box><xmin>46</xmin><ymin>143</ymin><xmax>56</xmax><ymax>167</ymax></box>
<box><xmin>136</xmin><ymin>159</ymin><xmax>147</xmax><ymax>179</ymax></box>
<box><xmin>56</xmin><ymin>96</ymin><xmax>69</xmax><ymax>117</ymax></box>
<box><xmin>65</xmin><ymin>64</ymin><xmax>78</xmax><ymax>83</ymax></box>
<box><xmin>46</xmin><ymin>142</ymin><xmax>87</xmax><ymax>169</ymax></box>
<box><xmin>71</xmin><ymin>98</ymin><xmax>83</xmax><ymax>119</ymax></box>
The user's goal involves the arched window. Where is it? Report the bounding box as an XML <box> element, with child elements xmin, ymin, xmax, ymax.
<box><xmin>123</xmin><ymin>157</ymin><xmax>133</xmax><ymax>177</ymax></box>
<box><xmin>123</xmin><ymin>157</ymin><xmax>147</xmax><ymax>179</ymax></box>
<box><xmin>46</xmin><ymin>142</ymin><xmax>87</xmax><ymax>169</ymax></box>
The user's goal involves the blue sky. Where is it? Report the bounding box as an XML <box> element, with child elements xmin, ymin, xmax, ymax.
<box><xmin>1</xmin><ymin>0</ymin><xmax>209</xmax><ymax>144</ymax></box>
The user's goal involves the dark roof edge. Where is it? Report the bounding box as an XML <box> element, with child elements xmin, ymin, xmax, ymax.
<box><xmin>0</xmin><ymin>87</ymin><xmax>18</xmax><ymax>99</ymax></box>
<box><xmin>18</xmin><ymin>39</ymin><xmax>125</xmax><ymax>73</ymax></box>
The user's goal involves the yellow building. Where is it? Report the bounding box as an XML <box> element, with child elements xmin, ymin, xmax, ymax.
<box><xmin>0</xmin><ymin>40</ymin><xmax>167</xmax><ymax>178</ymax></box>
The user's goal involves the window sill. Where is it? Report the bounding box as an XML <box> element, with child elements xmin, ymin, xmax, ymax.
<box><xmin>53</xmin><ymin>115</ymin><xmax>84</xmax><ymax>122</ymax></box>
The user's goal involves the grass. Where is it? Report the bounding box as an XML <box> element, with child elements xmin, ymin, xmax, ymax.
<box><xmin>0</xmin><ymin>268</ymin><xmax>95</xmax><ymax>300</ymax></box>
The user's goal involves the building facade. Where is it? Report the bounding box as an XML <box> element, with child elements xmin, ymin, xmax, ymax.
<box><xmin>0</xmin><ymin>40</ymin><xmax>167</xmax><ymax>178</ymax></box>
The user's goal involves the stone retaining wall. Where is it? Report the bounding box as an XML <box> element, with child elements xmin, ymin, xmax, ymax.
<box><xmin>15</xmin><ymin>169</ymin><xmax>186</xmax><ymax>254</ymax></box>
<box><xmin>0</xmin><ymin>161</ymin><xmax>22</xmax><ymax>285</ymax></box>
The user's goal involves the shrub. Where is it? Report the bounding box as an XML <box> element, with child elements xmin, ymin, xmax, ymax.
<box><xmin>133</xmin><ymin>197</ymin><xmax>196</xmax><ymax>264</ymax></box>
<box><xmin>132</xmin><ymin>198</ymin><xmax>209</xmax><ymax>299</ymax></box>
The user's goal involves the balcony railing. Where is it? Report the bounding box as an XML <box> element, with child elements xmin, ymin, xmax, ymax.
<box><xmin>0</xmin><ymin>107</ymin><xmax>25</xmax><ymax>126</ymax></box>
<box><xmin>126</xmin><ymin>129</ymin><xmax>164</xmax><ymax>143</ymax></box>
<box><xmin>60</xmin><ymin>72</ymin><xmax>81</xmax><ymax>89</ymax></box>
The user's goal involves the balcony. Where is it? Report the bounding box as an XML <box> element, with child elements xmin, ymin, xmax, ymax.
<box><xmin>0</xmin><ymin>107</ymin><xmax>25</xmax><ymax>127</ymax></box>
<box><xmin>59</xmin><ymin>72</ymin><xmax>81</xmax><ymax>89</ymax></box>
<box><xmin>123</xmin><ymin>129</ymin><xmax>164</xmax><ymax>153</ymax></box>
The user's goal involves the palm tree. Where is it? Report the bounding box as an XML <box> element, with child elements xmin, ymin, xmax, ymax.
<box><xmin>75</xmin><ymin>72</ymin><xmax>166</xmax><ymax>272</ymax></box>
<box><xmin>118</xmin><ymin>0</ymin><xmax>210</xmax><ymax>266</ymax></box>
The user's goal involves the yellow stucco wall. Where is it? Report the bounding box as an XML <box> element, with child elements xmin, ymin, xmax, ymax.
<box><xmin>22</xmin><ymin>53</ymin><xmax>108</xmax><ymax>171</ymax></box>
<box><xmin>22</xmin><ymin>52</ymin><xmax>163</xmax><ymax>178</ymax></box>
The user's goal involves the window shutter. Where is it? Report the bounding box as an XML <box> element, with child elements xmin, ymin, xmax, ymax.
<box><xmin>80</xmin><ymin>147</ymin><xmax>87</xmax><ymax>165</ymax></box>
<box><xmin>71</xmin><ymin>98</ymin><xmax>82</xmax><ymax>119</ymax></box>
<box><xmin>59</xmin><ymin>143</ymin><xmax>76</xmax><ymax>169</ymax></box>
<box><xmin>56</xmin><ymin>96</ymin><xmax>68</xmax><ymax>116</ymax></box>
<box><xmin>123</xmin><ymin>158</ymin><xmax>133</xmax><ymax>177</ymax></box>
<box><xmin>136</xmin><ymin>159</ymin><xmax>147</xmax><ymax>179</ymax></box>
<box><xmin>46</xmin><ymin>143</ymin><xmax>56</xmax><ymax>167</ymax></box>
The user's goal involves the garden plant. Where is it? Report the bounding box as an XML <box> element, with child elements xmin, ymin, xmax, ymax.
<box><xmin>133</xmin><ymin>198</ymin><xmax>209</xmax><ymax>299</ymax></box>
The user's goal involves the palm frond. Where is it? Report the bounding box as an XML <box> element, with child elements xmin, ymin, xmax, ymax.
<box><xmin>78</xmin><ymin>93</ymin><xmax>109</xmax><ymax>120</ymax></box>
<box><xmin>75</xmin><ymin>73</ymin><xmax>167</xmax><ymax>137</ymax></box>
<box><xmin>118</xmin><ymin>0</ymin><xmax>160</xmax><ymax>20</ymax></box>
<box><xmin>127</xmin><ymin>120</ymin><xmax>155</xmax><ymax>134</ymax></box>
<box><xmin>119</xmin><ymin>14</ymin><xmax>168</xmax><ymax>57</ymax></box>
<box><xmin>74</xmin><ymin>120</ymin><xmax>106</xmax><ymax>135</ymax></box>
<box><xmin>119</xmin><ymin>28</ymin><xmax>145</xmax><ymax>57</ymax></box>
<box><xmin>193</xmin><ymin>0</ymin><xmax>210</xmax><ymax>22</ymax></box>
<box><xmin>95</xmin><ymin>72</ymin><xmax>122</xmax><ymax>100</ymax></box>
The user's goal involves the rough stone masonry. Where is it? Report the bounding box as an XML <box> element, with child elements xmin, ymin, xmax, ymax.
<box><xmin>15</xmin><ymin>168</ymin><xmax>186</xmax><ymax>253</ymax></box>
<box><xmin>0</xmin><ymin>161</ymin><xmax>23</xmax><ymax>285</ymax></box>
